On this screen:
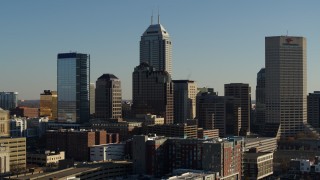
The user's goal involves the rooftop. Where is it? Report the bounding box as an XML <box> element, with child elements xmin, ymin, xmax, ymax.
<box><xmin>172</xmin><ymin>80</ymin><xmax>195</xmax><ymax>83</ymax></box>
<box><xmin>97</xmin><ymin>73</ymin><xmax>118</xmax><ymax>80</ymax></box>
<box><xmin>142</xmin><ymin>23</ymin><xmax>170</xmax><ymax>37</ymax></box>
<box><xmin>244</xmin><ymin>137</ymin><xmax>277</xmax><ymax>144</ymax></box>
<box><xmin>8</xmin><ymin>161</ymin><xmax>132</xmax><ymax>180</ymax></box>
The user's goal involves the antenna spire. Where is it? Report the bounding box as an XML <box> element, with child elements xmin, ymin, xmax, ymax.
<box><xmin>157</xmin><ymin>8</ymin><xmax>160</xmax><ymax>24</ymax></box>
<box><xmin>151</xmin><ymin>10</ymin><xmax>153</xmax><ymax>25</ymax></box>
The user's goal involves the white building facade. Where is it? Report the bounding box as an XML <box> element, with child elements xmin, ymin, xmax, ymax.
<box><xmin>90</xmin><ymin>144</ymin><xmax>125</xmax><ymax>162</ymax></box>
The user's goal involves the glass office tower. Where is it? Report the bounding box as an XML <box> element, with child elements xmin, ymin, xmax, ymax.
<box><xmin>57</xmin><ymin>53</ymin><xmax>90</xmax><ymax>124</ymax></box>
<box><xmin>0</xmin><ymin>92</ymin><xmax>18</xmax><ymax>110</ymax></box>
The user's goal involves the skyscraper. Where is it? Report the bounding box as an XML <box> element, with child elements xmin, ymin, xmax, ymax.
<box><xmin>132</xmin><ymin>63</ymin><xmax>174</xmax><ymax>124</ymax></box>
<box><xmin>57</xmin><ymin>53</ymin><xmax>90</xmax><ymax>124</ymax></box>
<box><xmin>256</xmin><ymin>68</ymin><xmax>266</xmax><ymax>104</ymax></box>
<box><xmin>307</xmin><ymin>91</ymin><xmax>320</xmax><ymax>128</ymax></box>
<box><xmin>0</xmin><ymin>92</ymin><xmax>18</xmax><ymax>110</ymax></box>
<box><xmin>254</xmin><ymin>68</ymin><xmax>266</xmax><ymax>133</ymax></box>
<box><xmin>265</xmin><ymin>36</ymin><xmax>306</xmax><ymax>137</ymax></box>
<box><xmin>172</xmin><ymin>80</ymin><xmax>197</xmax><ymax>124</ymax></box>
<box><xmin>224</xmin><ymin>83</ymin><xmax>251</xmax><ymax>135</ymax></box>
<box><xmin>196</xmin><ymin>91</ymin><xmax>241</xmax><ymax>137</ymax></box>
<box><xmin>90</xmin><ymin>83</ymin><xmax>95</xmax><ymax>115</ymax></box>
<box><xmin>140</xmin><ymin>18</ymin><xmax>172</xmax><ymax>75</ymax></box>
<box><xmin>40</xmin><ymin>90</ymin><xmax>57</xmax><ymax>120</ymax></box>
<box><xmin>95</xmin><ymin>74</ymin><xmax>122</xmax><ymax>120</ymax></box>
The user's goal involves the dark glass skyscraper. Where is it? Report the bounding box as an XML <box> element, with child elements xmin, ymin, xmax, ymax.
<box><xmin>57</xmin><ymin>53</ymin><xmax>90</xmax><ymax>124</ymax></box>
<box><xmin>307</xmin><ymin>91</ymin><xmax>320</xmax><ymax>128</ymax></box>
<box><xmin>0</xmin><ymin>92</ymin><xmax>18</xmax><ymax>110</ymax></box>
<box><xmin>254</xmin><ymin>68</ymin><xmax>266</xmax><ymax>133</ymax></box>
<box><xmin>224</xmin><ymin>83</ymin><xmax>251</xmax><ymax>135</ymax></box>
<box><xmin>172</xmin><ymin>80</ymin><xmax>197</xmax><ymax>124</ymax></box>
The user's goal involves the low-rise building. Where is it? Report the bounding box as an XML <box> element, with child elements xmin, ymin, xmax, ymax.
<box><xmin>10</xmin><ymin>117</ymin><xmax>27</xmax><ymax>137</ymax></box>
<box><xmin>106</xmin><ymin>133</ymin><xmax>120</xmax><ymax>144</ymax></box>
<box><xmin>46</xmin><ymin>129</ymin><xmax>107</xmax><ymax>161</ymax></box>
<box><xmin>143</xmin><ymin>114</ymin><xmax>164</xmax><ymax>125</ymax></box>
<box><xmin>243</xmin><ymin>150</ymin><xmax>273</xmax><ymax>179</ymax></box>
<box><xmin>283</xmin><ymin>156</ymin><xmax>320</xmax><ymax>179</ymax></box>
<box><xmin>46</xmin><ymin>122</ymin><xmax>81</xmax><ymax>130</ymax></box>
<box><xmin>0</xmin><ymin>146</ymin><xmax>10</xmax><ymax>174</ymax></box>
<box><xmin>91</xmin><ymin>121</ymin><xmax>143</xmax><ymax>141</ymax></box>
<box><xmin>197</xmin><ymin>128</ymin><xmax>219</xmax><ymax>139</ymax></box>
<box><xmin>5</xmin><ymin>161</ymin><xmax>132</xmax><ymax>180</ymax></box>
<box><xmin>27</xmin><ymin>151</ymin><xmax>65</xmax><ymax>166</ymax></box>
<box><xmin>290</xmin><ymin>157</ymin><xmax>320</xmax><ymax>173</ymax></box>
<box><xmin>27</xmin><ymin>117</ymin><xmax>51</xmax><ymax>137</ymax></box>
<box><xmin>244</xmin><ymin>137</ymin><xmax>277</xmax><ymax>152</ymax></box>
<box><xmin>0</xmin><ymin>137</ymin><xmax>26</xmax><ymax>172</ymax></box>
<box><xmin>10</xmin><ymin>107</ymin><xmax>39</xmax><ymax>118</ymax></box>
<box><xmin>133</xmin><ymin>135</ymin><xmax>243</xmax><ymax>178</ymax></box>
<box><xmin>0</xmin><ymin>108</ymin><xmax>10</xmax><ymax>137</ymax></box>
<box><xmin>146</xmin><ymin>123</ymin><xmax>198</xmax><ymax>139</ymax></box>
<box><xmin>10</xmin><ymin>117</ymin><xmax>51</xmax><ymax>138</ymax></box>
<box><xmin>90</xmin><ymin>143</ymin><xmax>125</xmax><ymax>161</ymax></box>
<box><xmin>162</xmin><ymin>169</ymin><xmax>217</xmax><ymax>180</ymax></box>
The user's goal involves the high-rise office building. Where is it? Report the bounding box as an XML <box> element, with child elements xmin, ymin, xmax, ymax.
<box><xmin>95</xmin><ymin>74</ymin><xmax>122</xmax><ymax>120</ymax></box>
<box><xmin>265</xmin><ymin>36</ymin><xmax>307</xmax><ymax>137</ymax></box>
<box><xmin>132</xmin><ymin>63</ymin><xmax>174</xmax><ymax>124</ymax></box>
<box><xmin>196</xmin><ymin>92</ymin><xmax>241</xmax><ymax>137</ymax></box>
<box><xmin>254</xmin><ymin>68</ymin><xmax>266</xmax><ymax>133</ymax></box>
<box><xmin>40</xmin><ymin>90</ymin><xmax>57</xmax><ymax>120</ymax></box>
<box><xmin>225</xmin><ymin>83</ymin><xmax>251</xmax><ymax>135</ymax></box>
<box><xmin>307</xmin><ymin>91</ymin><xmax>320</xmax><ymax>128</ymax></box>
<box><xmin>57</xmin><ymin>53</ymin><xmax>90</xmax><ymax>124</ymax></box>
<box><xmin>0</xmin><ymin>108</ymin><xmax>10</xmax><ymax>137</ymax></box>
<box><xmin>172</xmin><ymin>80</ymin><xmax>197</xmax><ymax>124</ymax></box>
<box><xmin>90</xmin><ymin>83</ymin><xmax>95</xmax><ymax>115</ymax></box>
<box><xmin>256</xmin><ymin>69</ymin><xmax>266</xmax><ymax>104</ymax></box>
<box><xmin>140</xmin><ymin>18</ymin><xmax>172</xmax><ymax>75</ymax></box>
<box><xmin>0</xmin><ymin>92</ymin><xmax>18</xmax><ymax>110</ymax></box>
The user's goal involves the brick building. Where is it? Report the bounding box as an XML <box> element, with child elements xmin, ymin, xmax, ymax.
<box><xmin>132</xmin><ymin>135</ymin><xmax>243</xmax><ymax>178</ymax></box>
<box><xmin>46</xmin><ymin>130</ymin><xmax>111</xmax><ymax>161</ymax></box>
<box><xmin>11</xmin><ymin>107</ymin><xmax>39</xmax><ymax>118</ymax></box>
<box><xmin>91</xmin><ymin>121</ymin><xmax>142</xmax><ymax>141</ymax></box>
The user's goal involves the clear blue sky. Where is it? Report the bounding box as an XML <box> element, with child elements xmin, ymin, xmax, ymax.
<box><xmin>1</xmin><ymin>1</ymin><xmax>320</xmax><ymax>100</ymax></box>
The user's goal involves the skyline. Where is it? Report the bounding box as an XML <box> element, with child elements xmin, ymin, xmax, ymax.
<box><xmin>1</xmin><ymin>1</ymin><xmax>320</xmax><ymax>100</ymax></box>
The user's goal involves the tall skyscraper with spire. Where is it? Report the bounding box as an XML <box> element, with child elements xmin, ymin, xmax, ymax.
<box><xmin>140</xmin><ymin>15</ymin><xmax>172</xmax><ymax>75</ymax></box>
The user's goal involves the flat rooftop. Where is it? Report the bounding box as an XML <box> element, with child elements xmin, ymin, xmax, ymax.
<box><xmin>244</xmin><ymin>137</ymin><xmax>276</xmax><ymax>144</ymax></box>
<box><xmin>7</xmin><ymin>161</ymin><xmax>132</xmax><ymax>180</ymax></box>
